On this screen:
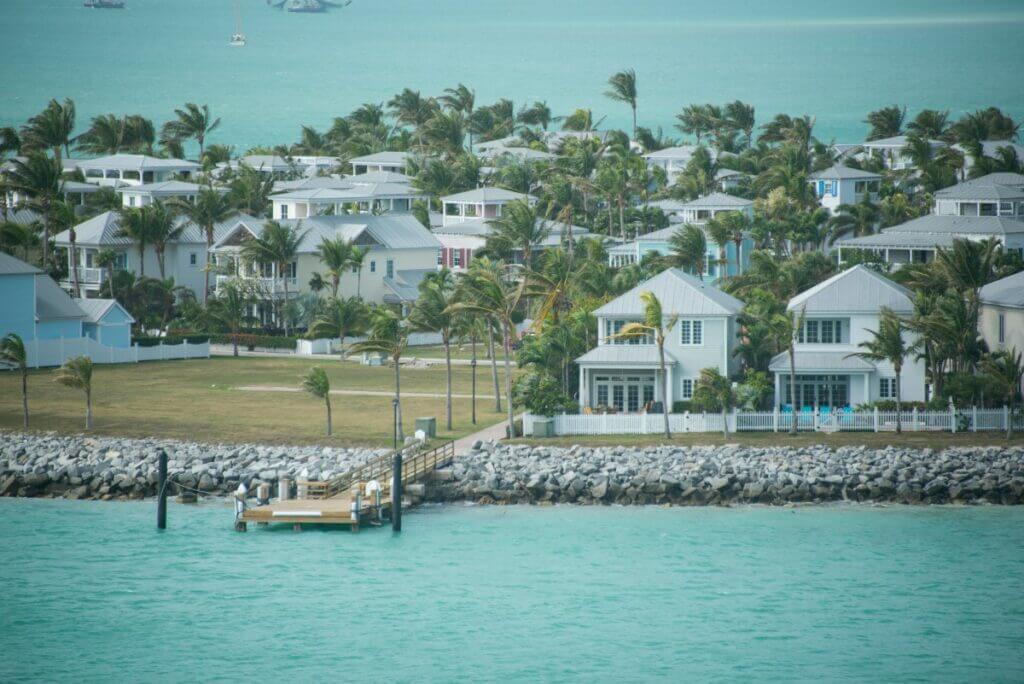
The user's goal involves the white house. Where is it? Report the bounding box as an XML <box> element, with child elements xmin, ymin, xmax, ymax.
<box><xmin>605</xmin><ymin>224</ymin><xmax>753</xmax><ymax>282</ymax></box>
<box><xmin>439</xmin><ymin>187</ymin><xmax>537</xmax><ymax>227</ymax></box>
<box><xmin>715</xmin><ymin>168</ymin><xmax>748</xmax><ymax>192</ymax></box>
<box><xmin>768</xmin><ymin>265</ymin><xmax>927</xmax><ymax>409</ymax></box>
<box><xmin>52</xmin><ymin>211</ymin><xmax>258</xmax><ymax>298</ymax></box>
<box><xmin>860</xmin><ymin>135</ymin><xmax>944</xmax><ymax>171</ymax></box>
<box><xmin>675</xmin><ymin>192</ymin><xmax>754</xmax><ymax>224</ymax></box>
<box><xmin>210</xmin><ymin>213</ymin><xmax>441</xmax><ymax>317</ymax></box>
<box><xmin>433</xmin><ymin>217</ymin><xmax>592</xmax><ymax>271</ymax></box>
<box><xmin>808</xmin><ymin>164</ymin><xmax>882</xmax><ymax>214</ymax></box>
<box><xmin>953</xmin><ymin>140</ymin><xmax>1024</xmax><ymax>176</ymax></box>
<box><xmin>643</xmin><ymin>145</ymin><xmax>716</xmax><ymax>183</ymax></box>
<box><xmin>349</xmin><ymin>151</ymin><xmax>411</xmax><ymax>175</ymax></box>
<box><xmin>836</xmin><ymin>215</ymin><xmax>1024</xmax><ymax>266</ymax></box>
<box><xmin>76</xmin><ymin>154</ymin><xmax>200</xmax><ymax>187</ymax></box>
<box><xmin>575</xmin><ymin>268</ymin><xmax>743</xmax><ymax>412</ymax></box>
<box><xmin>979</xmin><ymin>270</ymin><xmax>1024</xmax><ymax>366</ymax></box>
<box><xmin>932</xmin><ymin>173</ymin><xmax>1024</xmax><ymax>218</ymax></box>
<box><xmin>118</xmin><ymin>180</ymin><xmax>215</xmax><ymax>208</ymax></box>
<box><xmin>270</xmin><ymin>182</ymin><xmax>428</xmax><ymax>220</ymax></box>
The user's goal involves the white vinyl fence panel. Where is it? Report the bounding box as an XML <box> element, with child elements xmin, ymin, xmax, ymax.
<box><xmin>27</xmin><ymin>337</ymin><xmax>209</xmax><ymax>368</ymax></box>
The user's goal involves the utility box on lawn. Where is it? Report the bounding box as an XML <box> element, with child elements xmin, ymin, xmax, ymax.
<box><xmin>533</xmin><ymin>417</ymin><xmax>554</xmax><ymax>437</ymax></box>
<box><xmin>415</xmin><ymin>417</ymin><xmax>437</xmax><ymax>438</ymax></box>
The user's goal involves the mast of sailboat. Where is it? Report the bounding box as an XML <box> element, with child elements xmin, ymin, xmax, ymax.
<box><xmin>234</xmin><ymin>0</ymin><xmax>243</xmax><ymax>36</ymax></box>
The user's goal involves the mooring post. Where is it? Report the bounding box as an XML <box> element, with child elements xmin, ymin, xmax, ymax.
<box><xmin>157</xmin><ymin>449</ymin><xmax>168</xmax><ymax>530</ymax></box>
<box><xmin>234</xmin><ymin>483</ymin><xmax>248</xmax><ymax>532</ymax></box>
<box><xmin>391</xmin><ymin>451</ymin><xmax>403</xmax><ymax>532</ymax></box>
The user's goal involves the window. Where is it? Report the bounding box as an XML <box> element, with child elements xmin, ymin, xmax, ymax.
<box><xmin>437</xmin><ymin>250</ymin><xmax>443</xmax><ymax>266</ymax></box>
<box><xmin>280</xmin><ymin>204</ymin><xmax>289</xmax><ymax>219</ymax></box>
<box><xmin>189</xmin><ymin>252</ymin><xmax>197</xmax><ymax>266</ymax></box>
<box><xmin>286</xmin><ymin>261</ymin><xmax>297</xmax><ymax>279</ymax></box>
<box><xmin>999</xmin><ymin>313</ymin><xmax>1005</xmax><ymax>344</ymax></box>
<box><xmin>128</xmin><ymin>195</ymin><xmax>136</xmax><ymax>207</ymax></box>
<box><xmin>113</xmin><ymin>252</ymin><xmax>128</xmax><ymax>270</ymax></box>
<box><xmin>679</xmin><ymin>320</ymin><xmax>703</xmax><ymax>346</ymax></box>
<box><xmin>799</xmin><ymin>319</ymin><xmax>843</xmax><ymax>344</ymax></box>
<box><xmin>370</xmin><ymin>260</ymin><xmax>376</xmax><ymax>273</ymax></box>
<box><xmin>604</xmin><ymin>319</ymin><xmax>653</xmax><ymax>345</ymax></box>
<box><xmin>999</xmin><ymin>202</ymin><xmax>1014</xmax><ymax>217</ymax></box>
<box><xmin>680</xmin><ymin>378</ymin><xmax>694</xmax><ymax>400</ymax></box>
<box><xmin>879</xmin><ymin>377</ymin><xmax>896</xmax><ymax>399</ymax></box>
<box><xmin>453</xmin><ymin>250</ymin><xmax>461</xmax><ymax>267</ymax></box>
<box><xmin>386</xmin><ymin>259</ymin><xmax>394</xmax><ymax>278</ymax></box>
<box><xmin>597</xmin><ymin>385</ymin><xmax>608</xmax><ymax>407</ymax></box>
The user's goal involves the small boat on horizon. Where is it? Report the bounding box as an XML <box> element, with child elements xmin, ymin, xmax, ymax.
<box><xmin>269</xmin><ymin>0</ymin><xmax>353</xmax><ymax>12</ymax></box>
<box><xmin>84</xmin><ymin>0</ymin><xmax>125</xmax><ymax>7</ymax></box>
<box><xmin>229</xmin><ymin>0</ymin><xmax>246</xmax><ymax>46</ymax></box>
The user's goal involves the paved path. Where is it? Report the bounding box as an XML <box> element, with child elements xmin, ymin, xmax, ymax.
<box><xmin>236</xmin><ymin>385</ymin><xmax>498</xmax><ymax>400</ymax></box>
<box><xmin>453</xmin><ymin>415</ymin><xmax>517</xmax><ymax>455</ymax></box>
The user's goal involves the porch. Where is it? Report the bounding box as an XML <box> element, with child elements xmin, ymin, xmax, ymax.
<box><xmin>576</xmin><ymin>347</ymin><xmax>675</xmax><ymax>413</ymax></box>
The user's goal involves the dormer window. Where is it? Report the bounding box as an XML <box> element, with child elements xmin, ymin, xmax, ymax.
<box><xmin>798</xmin><ymin>319</ymin><xmax>844</xmax><ymax>344</ymax></box>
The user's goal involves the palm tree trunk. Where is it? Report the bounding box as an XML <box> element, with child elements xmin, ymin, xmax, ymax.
<box><xmin>325</xmin><ymin>396</ymin><xmax>332</xmax><ymax>436</ymax></box>
<box><xmin>69</xmin><ymin>229</ymin><xmax>80</xmax><ymax>298</ymax></box>
<box><xmin>394</xmin><ymin>357</ymin><xmax>404</xmax><ymax>442</ymax></box>
<box><xmin>204</xmin><ymin>232</ymin><xmax>213</xmax><ymax>305</ymax></box>
<box><xmin>85</xmin><ymin>388</ymin><xmax>92</xmax><ymax>429</ymax></box>
<box><xmin>443</xmin><ymin>330</ymin><xmax>453</xmax><ymax>431</ymax></box>
<box><xmin>895</xmin><ymin>368</ymin><xmax>902</xmax><ymax>434</ymax></box>
<box><xmin>138</xmin><ymin>244</ymin><xmax>145</xmax><ymax>277</ymax></box>
<box><xmin>789</xmin><ymin>344</ymin><xmax>798</xmax><ymax>435</ymax></box>
<box><xmin>356</xmin><ymin>269</ymin><xmax>362</xmax><ymax>299</ymax></box>
<box><xmin>503</xmin><ymin>321</ymin><xmax>515</xmax><ymax>438</ymax></box>
<box><xmin>470</xmin><ymin>330</ymin><xmax>477</xmax><ymax>425</ymax></box>
<box><xmin>42</xmin><ymin>200</ymin><xmax>52</xmax><ymax>271</ymax></box>
<box><xmin>21</xmin><ymin>369</ymin><xmax>29</xmax><ymax>429</ymax></box>
<box><xmin>281</xmin><ymin>264</ymin><xmax>290</xmax><ymax>336</ymax></box>
<box><xmin>488</xmin><ymin>324</ymin><xmax>501</xmax><ymax>412</ymax></box>
<box><xmin>659</xmin><ymin>343</ymin><xmax>671</xmax><ymax>439</ymax></box>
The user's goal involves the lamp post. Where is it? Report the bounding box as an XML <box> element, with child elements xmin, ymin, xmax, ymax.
<box><xmin>391</xmin><ymin>397</ymin><xmax>402</xmax><ymax>532</ymax></box>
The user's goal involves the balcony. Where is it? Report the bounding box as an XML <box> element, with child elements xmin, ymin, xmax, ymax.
<box><xmin>215</xmin><ymin>274</ymin><xmax>298</xmax><ymax>296</ymax></box>
<box><xmin>62</xmin><ymin>267</ymin><xmax>106</xmax><ymax>289</ymax></box>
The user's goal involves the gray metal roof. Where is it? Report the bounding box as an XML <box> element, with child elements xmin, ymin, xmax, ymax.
<box><xmin>349</xmin><ymin>151</ymin><xmax>410</xmax><ymax>165</ymax></box>
<box><xmin>74</xmin><ymin>298</ymin><xmax>135</xmax><ymax>323</ymax></box>
<box><xmin>440</xmin><ymin>187</ymin><xmax>535</xmax><ymax>203</ymax></box>
<box><xmin>0</xmin><ymin>251</ymin><xmax>42</xmax><ymax>275</ymax></box>
<box><xmin>934</xmin><ymin>176</ymin><xmax>1024</xmax><ymax>201</ymax></box>
<box><xmin>118</xmin><ymin>180</ymin><xmax>206</xmax><ymax>196</ymax></box>
<box><xmin>76</xmin><ymin>154</ymin><xmax>199</xmax><ymax>172</ymax></box>
<box><xmin>272</xmin><ymin>176</ymin><xmax>353</xmax><ymax>193</ymax></box>
<box><xmin>809</xmin><ymin>164</ymin><xmax>881</xmax><ymax>181</ymax></box>
<box><xmin>680</xmin><ymin>192</ymin><xmax>753</xmax><ymax>209</ymax></box>
<box><xmin>575</xmin><ymin>345</ymin><xmax>671</xmax><ymax>367</ymax></box>
<box><xmin>788</xmin><ymin>265</ymin><xmax>913</xmax><ymax>314</ymax></box>
<box><xmin>54</xmin><ymin>211</ymin><xmax>258</xmax><ymax>247</ymax></box>
<box><xmin>595</xmin><ymin>268</ymin><xmax>744</xmax><ymax>317</ymax></box>
<box><xmin>382</xmin><ymin>269</ymin><xmax>431</xmax><ymax>303</ymax></box>
<box><xmin>862</xmin><ymin>135</ymin><xmax>942</xmax><ymax>149</ymax></box>
<box><xmin>35</xmin><ymin>276</ymin><xmax>85</xmax><ymax>321</ymax></box>
<box><xmin>5</xmin><ymin>208</ymin><xmax>41</xmax><ymax>226</ymax></box>
<box><xmin>715</xmin><ymin>168</ymin><xmax>746</xmax><ymax>180</ymax></box>
<box><xmin>980</xmin><ymin>270</ymin><xmax>1024</xmax><ymax>309</ymax></box>
<box><xmin>645</xmin><ymin>199</ymin><xmax>690</xmax><ymax>213</ymax></box>
<box><xmin>854</xmin><ymin>215</ymin><xmax>1024</xmax><ymax>239</ymax></box>
<box><xmin>231</xmin><ymin>214</ymin><xmax>440</xmax><ymax>253</ymax></box>
<box><xmin>349</xmin><ymin>170</ymin><xmax>413</xmax><ymax>185</ymax></box>
<box><xmin>273</xmin><ymin>183</ymin><xmax>424</xmax><ymax>202</ymax></box>
<box><xmin>644</xmin><ymin>145</ymin><xmax>702</xmax><ymax>160</ymax></box>
<box><xmin>240</xmin><ymin>155</ymin><xmax>294</xmax><ymax>170</ymax></box>
<box><xmin>768</xmin><ymin>350</ymin><xmax>876</xmax><ymax>373</ymax></box>
<box><xmin>60</xmin><ymin>181</ymin><xmax>102</xmax><ymax>194</ymax></box>
<box><xmin>974</xmin><ymin>172</ymin><xmax>1024</xmax><ymax>188</ymax></box>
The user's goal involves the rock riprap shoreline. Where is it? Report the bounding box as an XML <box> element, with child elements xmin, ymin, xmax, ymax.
<box><xmin>2</xmin><ymin>432</ymin><xmax>1023</xmax><ymax>505</ymax></box>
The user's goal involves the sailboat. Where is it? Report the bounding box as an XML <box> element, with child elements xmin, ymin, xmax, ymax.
<box><xmin>229</xmin><ymin>0</ymin><xmax>246</xmax><ymax>46</ymax></box>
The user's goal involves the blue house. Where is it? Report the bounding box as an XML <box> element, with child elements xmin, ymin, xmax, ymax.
<box><xmin>606</xmin><ymin>225</ymin><xmax>753</xmax><ymax>281</ymax></box>
<box><xmin>75</xmin><ymin>299</ymin><xmax>134</xmax><ymax>348</ymax></box>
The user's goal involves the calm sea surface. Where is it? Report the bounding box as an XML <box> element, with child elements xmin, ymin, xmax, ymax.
<box><xmin>1</xmin><ymin>0</ymin><xmax>1023</xmax><ymax>151</ymax></box>
<box><xmin>1</xmin><ymin>498</ymin><xmax>1022</xmax><ymax>681</ymax></box>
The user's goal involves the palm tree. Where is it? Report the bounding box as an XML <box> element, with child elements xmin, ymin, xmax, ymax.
<box><xmin>301</xmin><ymin>366</ymin><xmax>333</xmax><ymax>436</ymax></box>
<box><xmin>675</xmin><ymin>104</ymin><xmax>712</xmax><ymax>145</ymax></box>
<box><xmin>847</xmin><ymin>308</ymin><xmax>909</xmax><ymax>432</ymax></box>
<box><xmin>614</xmin><ymin>291</ymin><xmax>678</xmax><ymax>438</ymax></box>
<box><xmin>485</xmin><ymin>199</ymin><xmax>550</xmax><ymax>268</ymax></box>
<box><xmin>309</xmin><ymin>296</ymin><xmax>370</xmax><ymax>359</ymax></box>
<box><xmin>54</xmin><ymin>356</ymin><xmax>94</xmax><ymax>429</ymax></box>
<box><xmin>864</xmin><ymin>105</ymin><xmax>906</xmax><ymax>141</ymax></box>
<box><xmin>409</xmin><ymin>269</ymin><xmax>458</xmax><ymax>430</ymax></box>
<box><xmin>980</xmin><ymin>348</ymin><xmax>1024</xmax><ymax>439</ymax></box>
<box><xmin>170</xmin><ymin>187</ymin><xmax>235</xmax><ymax>303</ymax></box>
<box><xmin>116</xmin><ymin>207</ymin><xmax>154</xmax><ymax>277</ymax></box>
<box><xmin>348</xmin><ymin>246</ymin><xmax>368</xmax><ymax>299</ymax></box>
<box><xmin>725</xmin><ymin>100</ymin><xmax>756</xmax><ymax>149</ymax></box>
<box><xmin>229</xmin><ymin>163</ymin><xmax>275</xmax><ymax>217</ymax></box>
<box><xmin>605</xmin><ymin>69</ymin><xmax>638</xmax><ymax>139</ymax></box>
<box><xmin>316</xmin><ymin>236</ymin><xmax>353</xmax><ymax>298</ymax></box>
<box><xmin>241</xmin><ymin>220</ymin><xmax>309</xmax><ymax>335</ymax></box>
<box><xmin>439</xmin><ymin>83</ymin><xmax>476</xmax><ymax>148</ymax></box>
<box><xmin>387</xmin><ymin>88</ymin><xmax>436</xmax><ymax>150</ymax></box>
<box><xmin>350</xmin><ymin>308</ymin><xmax>410</xmax><ymax>441</ymax></box>
<box><xmin>907</xmin><ymin>109</ymin><xmax>950</xmax><ymax>139</ymax></box>
<box><xmin>1</xmin><ymin>333</ymin><xmax>29</xmax><ymax>429</ymax></box>
<box><xmin>447</xmin><ymin>259</ymin><xmax>532</xmax><ymax>437</ymax></box>
<box><xmin>669</xmin><ymin>224</ymin><xmax>707</xmax><ymax>278</ymax></box>
<box><xmin>827</xmin><ymin>196</ymin><xmax>880</xmax><ymax>242</ymax></box>
<box><xmin>209</xmin><ymin>279</ymin><xmax>256</xmax><ymax>357</ymax></box>
<box><xmin>143</xmin><ymin>201</ymin><xmax>184</xmax><ymax>279</ymax></box>
<box><xmin>5</xmin><ymin>153</ymin><xmax>62</xmax><ymax>269</ymax></box>
<box><xmin>161</xmin><ymin>103</ymin><xmax>220</xmax><ymax>158</ymax></box>
<box><xmin>704</xmin><ymin>214</ymin><xmax>732</xmax><ymax>277</ymax></box>
<box><xmin>76</xmin><ymin>114</ymin><xmax>129</xmax><ymax>155</ymax></box>
<box><xmin>770</xmin><ymin>306</ymin><xmax>806</xmax><ymax>435</ymax></box>
<box><xmin>21</xmin><ymin>98</ymin><xmax>75</xmax><ymax>166</ymax></box>
<box><xmin>517</xmin><ymin>101</ymin><xmax>559</xmax><ymax>131</ymax></box>
<box><xmin>50</xmin><ymin>200</ymin><xmax>80</xmax><ymax>297</ymax></box>
<box><xmin>694</xmin><ymin>367</ymin><xmax>736</xmax><ymax>438</ymax></box>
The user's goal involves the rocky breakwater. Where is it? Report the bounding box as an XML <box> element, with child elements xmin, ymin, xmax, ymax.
<box><xmin>429</xmin><ymin>442</ymin><xmax>1024</xmax><ymax>506</ymax></box>
<box><xmin>0</xmin><ymin>432</ymin><xmax>386</xmax><ymax>500</ymax></box>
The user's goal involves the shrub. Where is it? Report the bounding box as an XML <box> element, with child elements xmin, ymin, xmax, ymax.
<box><xmin>513</xmin><ymin>372</ymin><xmax>576</xmax><ymax>417</ymax></box>
<box><xmin>132</xmin><ymin>334</ymin><xmax>210</xmax><ymax>347</ymax></box>
<box><xmin>208</xmin><ymin>333</ymin><xmax>298</xmax><ymax>350</ymax></box>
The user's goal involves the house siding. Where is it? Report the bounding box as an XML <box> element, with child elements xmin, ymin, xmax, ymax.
<box><xmin>0</xmin><ymin>274</ymin><xmax>37</xmax><ymax>342</ymax></box>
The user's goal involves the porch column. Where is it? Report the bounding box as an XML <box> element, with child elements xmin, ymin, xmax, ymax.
<box><xmin>664</xmin><ymin>367</ymin><xmax>673</xmax><ymax>412</ymax></box>
<box><xmin>774</xmin><ymin>372</ymin><xmax>781</xmax><ymax>408</ymax></box>
<box><xmin>578</xmin><ymin>368</ymin><xmax>587</xmax><ymax>409</ymax></box>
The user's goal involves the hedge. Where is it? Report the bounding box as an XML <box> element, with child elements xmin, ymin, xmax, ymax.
<box><xmin>132</xmin><ymin>335</ymin><xmax>210</xmax><ymax>347</ymax></box>
<box><xmin>208</xmin><ymin>333</ymin><xmax>299</xmax><ymax>350</ymax></box>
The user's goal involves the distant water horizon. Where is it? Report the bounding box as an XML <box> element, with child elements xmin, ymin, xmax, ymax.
<box><xmin>1</xmin><ymin>0</ymin><xmax>1023</xmax><ymax>153</ymax></box>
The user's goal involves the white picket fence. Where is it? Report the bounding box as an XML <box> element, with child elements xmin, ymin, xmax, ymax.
<box><xmin>523</xmin><ymin>407</ymin><xmax>1021</xmax><ymax>436</ymax></box>
<box><xmin>26</xmin><ymin>337</ymin><xmax>210</xmax><ymax>368</ymax></box>
<box><xmin>295</xmin><ymin>332</ymin><xmax>444</xmax><ymax>356</ymax></box>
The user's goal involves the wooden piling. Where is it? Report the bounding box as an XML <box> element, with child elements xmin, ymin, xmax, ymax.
<box><xmin>157</xmin><ymin>449</ymin><xmax>167</xmax><ymax>530</ymax></box>
<box><xmin>391</xmin><ymin>451</ymin><xmax>403</xmax><ymax>532</ymax></box>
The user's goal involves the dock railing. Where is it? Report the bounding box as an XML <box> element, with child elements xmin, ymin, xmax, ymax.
<box><xmin>298</xmin><ymin>440</ymin><xmax>455</xmax><ymax>501</ymax></box>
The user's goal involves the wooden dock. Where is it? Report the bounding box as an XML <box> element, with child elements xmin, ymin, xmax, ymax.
<box><xmin>239</xmin><ymin>440</ymin><xmax>454</xmax><ymax>531</ymax></box>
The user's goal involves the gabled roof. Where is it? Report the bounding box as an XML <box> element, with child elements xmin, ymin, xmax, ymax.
<box><xmin>645</xmin><ymin>199</ymin><xmax>689</xmax><ymax>213</ymax></box>
<box><xmin>440</xmin><ymin>187</ymin><xmax>535</xmax><ymax>203</ymax></box>
<box><xmin>0</xmin><ymin>251</ymin><xmax>43</xmax><ymax>275</ymax></box>
<box><xmin>980</xmin><ymin>270</ymin><xmax>1024</xmax><ymax>309</ymax></box>
<box><xmin>5</xmin><ymin>207</ymin><xmax>42</xmax><ymax>226</ymax></box>
<box><xmin>118</xmin><ymin>180</ymin><xmax>206</xmax><ymax>196</ymax></box>
<box><xmin>975</xmin><ymin>172</ymin><xmax>1024</xmax><ymax>188</ymax></box>
<box><xmin>76</xmin><ymin>154</ymin><xmax>199</xmax><ymax>172</ymax></box>
<box><xmin>934</xmin><ymin>176</ymin><xmax>1024</xmax><ymax>201</ymax></box>
<box><xmin>74</xmin><ymin>298</ymin><xmax>135</xmax><ymax>323</ymax></box>
<box><xmin>840</xmin><ymin>215</ymin><xmax>1024</xmax><ymax>249</ymax></box>
<box><xmin>808</xmin><ymin>164</ymin><xmax>882</xmax><ymax>181</ymax></box>
<box><xmin>434</xmin><ymin>217</ymin><xmax>590</xmax><ymax>243</ymax></box>
<box><xmin>715</xmin><ymin>168</ymin><xmax>746</xmax><ymax>180</ymax></box>
<box><xmin>54</xmin><ymin>211</ymin><xmax>258</xmax><ymax>247</ymax></box>
<box><xmin>349</xmin><ymin>151</ymin><xmax>410</xmax><ymax>165</ymax></box>
<box><xmin>575</xmin><ymin>345</ymin><xmax>672</xmax><ymax>367</ymax></box>
<box><xmin>218</xmin><ymin>214</ymin><xmax>441</xmax><ymax>253</ymax></box>
<box><xmin>643</xmin><ymin>145</ymin><xmax>702</xmax><ymax>160</ymax></box>
<box><xmin>272</xmin><ymin>176</ymin><xmax>353</xmax><ymax>193</ymax></box>
<box><xmin>680</xmin><ymin>192</ymin><xmax>753</xmax><ymax>209</ymax></box>
<box><xmin>788</xmin><ymin>265</ymin><xmax>913</xmax><ymax>314</ymax></box>
<box><xmin>35</xmin><ymin>276</ymin><xmax>85</xmax><ymax>321</ymax></box>
<box><xmin>595</xmin><ymin>268</ymin><xmax>744</xmax><ymax>317</ymax></box>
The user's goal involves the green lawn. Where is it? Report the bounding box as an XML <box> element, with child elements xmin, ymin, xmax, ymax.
<box><xmin>512</xmin><ymin>432</ymin><xmax>1024</xmax><ymax>449</ymax></box>
<box><xmin>0</xmin><ymin>357</ymin><xmax>513</xmax><ymax>447</ymax></box>
<box><xmin>402</xmin><ymin>344</ymin><xmax>490</xmax><ymax>361</ymax></box>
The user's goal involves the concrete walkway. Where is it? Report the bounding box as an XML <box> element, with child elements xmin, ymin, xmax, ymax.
<box><xmin>453</xmin><ymin>415</ymin><xmax>517</xmax><ymax>455</ymax></box>
<box><xmin>236</xmin><ymin>385</ymin><xmax>498</xmax><ymax>400</ymax></box>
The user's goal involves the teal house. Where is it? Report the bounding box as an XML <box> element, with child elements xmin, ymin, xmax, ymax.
<box><xmin>76</xmin><ymin>299</ymin><xmax>135</xmax><ymax>348</ymax></box>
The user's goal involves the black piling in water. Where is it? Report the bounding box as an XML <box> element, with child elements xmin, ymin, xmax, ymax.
<box><xmin>391</xmin><ymin>451</ymin><xmax>403</xmax><ymax>532</ymax></box>
<box><xmin>157</xmin><ymin>449</ymin><xmax>167</xmax><ymax>530</ymax></box>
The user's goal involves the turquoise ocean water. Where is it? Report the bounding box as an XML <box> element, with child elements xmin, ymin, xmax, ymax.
<box><xmin>1</xmin><ymin>498</ymin><xmax>1023</xmax><ymax>681</ymax></box>
<box><xmin>1</xmin><ymin>0</ymin><xmax>1023</xmax><ymax>151</ymax></box>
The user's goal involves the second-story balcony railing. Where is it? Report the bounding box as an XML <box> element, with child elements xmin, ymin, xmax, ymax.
<box><xmin>215</xmin><ymin>274</ymin><xmax>299</xmax><ymax>296</ymax></box>
<box><xmin>68</xmin><ymin>267</ymin><xmax>105</xmax><ymax>285</ymax></box>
